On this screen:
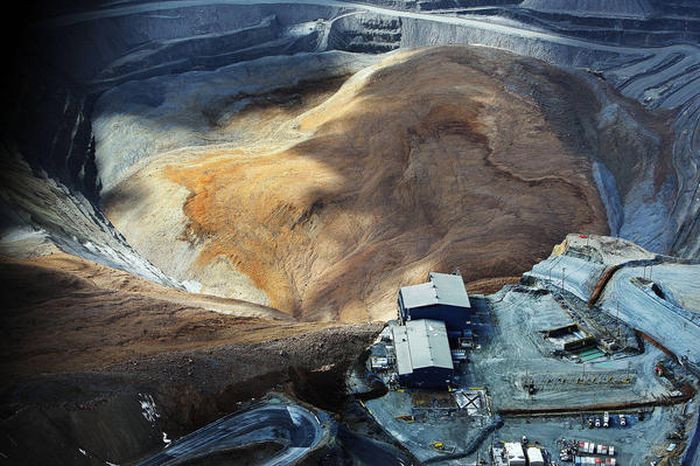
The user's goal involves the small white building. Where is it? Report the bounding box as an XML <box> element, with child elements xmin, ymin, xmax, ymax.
<box><xmin>504</xmin><ymin>442</ymin><xmax>526</xmax><ymax>466</ymax></box>
<box><xmin>527</xmin><ymin>447</ymin><xmax>545</xmax><ymax>466</ymax></box>
<box><xmin>392</xmin><ymin>319</ymin><xmax>454</xmax><ymax>388</ymax></box>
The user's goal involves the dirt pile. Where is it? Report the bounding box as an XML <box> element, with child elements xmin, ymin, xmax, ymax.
<box><xmin>106</xmin><ymin>46</ymin><xmax>616</xmax><ymax>322</ymax></box>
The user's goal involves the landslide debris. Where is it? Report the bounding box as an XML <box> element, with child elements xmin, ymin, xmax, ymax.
<box><xmin>105</xmin><ymin>46</ymin><xmax>620</xmax><ymax>322</ymax></box>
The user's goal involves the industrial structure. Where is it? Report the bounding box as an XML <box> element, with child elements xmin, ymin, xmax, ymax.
<box><xmin>398</xmin><ymin>272</ymin><xmax>471</xmax><ymax>332</ymax></box>
<box><xmin>365</xmin><ymin>237</ymin><xmax>699</xmax><ymax>464</ymax></box>
<box><xmin>391</xmin><ymin>319</ymin><xmax>454</xmax><ymax>388</ymax></box>
<box><xmin>527</xmin><ymin>446</ymin><xmax>545</xmax><ymax>466</ymax></box>
<box><xmin>504</xmin><ymin>442</ymin><xmax>526</xmax><ymax>465</ymax></box>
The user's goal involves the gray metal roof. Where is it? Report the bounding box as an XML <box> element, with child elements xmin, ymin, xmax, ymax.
<box><xmin>392</xmin><ymin>320</ymin><xmax>454</xmax><ymax>376</ymax></box>
<box><xmin>399</xmin><ymin>272</ymin><xmax>470</xmax><ymax>310</ymax></box>
<box><xmin>393</xmin><ymin>326</ymin><xmax>413</xmax><ymax>376</ymax></box>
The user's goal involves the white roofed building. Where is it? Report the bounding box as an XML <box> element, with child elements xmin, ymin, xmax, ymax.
<box><xmin>398</xmin><ymin>272</ymin><xmax>471</xmax><ymax>332</ymax></box>
<box><xmin>504</xmin><ymin>442</ymin><xmax>527</xmax><ymax>466</ymax></box>
<box><xmin>527</xmin><ymin>447</ymin><xmax>545</xmax><ymax>466</ymax></box>
<box><xmin>391</xmin><ymin>319</ymin><xmax>454</xmax><ymax>388</ymax></box>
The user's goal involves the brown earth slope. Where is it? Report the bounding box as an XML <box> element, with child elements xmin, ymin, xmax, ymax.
<box><xmin>0</xmin><ymin>250</ymin><xmax>381</xmax><ymax>465</ymax></box>
<box><xmin>106</xmin><ymin>46</ymin><xmax>612</xmax><ymax>322</ymax></box>
<box><xmin>0</xmin><ymin>251</ymin><xmax>374</xmax><ymax>379</ymax></box>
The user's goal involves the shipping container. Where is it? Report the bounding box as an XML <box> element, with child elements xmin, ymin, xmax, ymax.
<box><xmin>575</xmin><ymin>456</ymin><xmax>615</xmax><ymax>465</ymax></box>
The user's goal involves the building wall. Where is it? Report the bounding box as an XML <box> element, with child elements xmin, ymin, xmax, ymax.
<box><xmin>405</xmin><ymin>304</ymin><xmax>469</xmax><ymax>331</ymax></box>
<box><xmin>399</xmin><ymin>366</ymin><xmax>453</xmax><ymax>388</ymax></box>
<box><xmin>398</xmin><ymin>294</ymin><xmax>407</xmax><ymax>321</ymax></box>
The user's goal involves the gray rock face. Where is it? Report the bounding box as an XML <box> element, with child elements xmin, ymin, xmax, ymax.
<box><xmin>328</xmin><ymin>14</ymin><xmax>402</xmax><ymax>53</ymax></box>
<box><xmin>37</xmin><ymin>3</ymin><xmax>346</xmax><ymax>88</ymax></box>
<box><xmin>5</xmin><ymin>0</ymin><xmax>700</xmax><ymax>290</ymax></box>
<box><xmin>0</xmin><ymin>155</ymin><xmax>178</xmax><ymax>288</ymax></box>
<box><xmin>520</xmin><ymin>0</ymin><xmax>655</xmax><ymax>18</ymax></box>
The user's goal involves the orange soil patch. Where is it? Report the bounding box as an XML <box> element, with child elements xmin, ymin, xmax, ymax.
<box><xmin>162</xmin><ymin>46</ymin><xmax>609</xmax><ymax>322</ymax></box>
<box><xmin>466</xmin><ymin>275</ymin><xmax>523</xmax><ymax>295</ymax></box>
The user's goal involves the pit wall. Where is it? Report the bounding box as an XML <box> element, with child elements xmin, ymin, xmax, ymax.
<box><xmin>0</xmin><ymin>155</ymin><xmax>179</xmax><ymax>288</ymax></box>
<box><xmin>38</xmin><ymin>3</ymin><xmax>345</xmax><ymax>87</ymax></box>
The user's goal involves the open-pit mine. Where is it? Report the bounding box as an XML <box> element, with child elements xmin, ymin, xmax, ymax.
<box><xmin>1</xmin><ymin>1</ymin><xmax>699</xmax><ymax>465</ymax></box>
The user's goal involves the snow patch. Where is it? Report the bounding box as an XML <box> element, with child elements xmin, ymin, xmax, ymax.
<box><xmin>181</xmin><ymin>279</ymin><xmax>202</xmax><ymax>293</ymax></box>
<box><xmin>138</xmin><ymin>393</ymin><xmax>160</xmax><ymax>423</ymax></box>
<box><xmin>287</xmin><ymin>406</ymin><xmax>303</xmax><ymax>427</ymax></box>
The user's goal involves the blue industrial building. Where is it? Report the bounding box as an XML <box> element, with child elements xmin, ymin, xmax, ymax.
<box><xmin>392</xmin><ymin>319</ymin><xmax>454</xmax><ymax>388</ymax></box>
<box><xmin>398</xmin><ymin>272</ymin><xmax>471</xmax><ymax>332</ymax></box>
